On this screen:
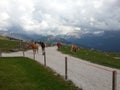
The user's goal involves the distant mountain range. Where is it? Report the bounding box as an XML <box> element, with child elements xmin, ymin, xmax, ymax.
<box><xmin>64</xmin><ymin>30</ymin><xmax>120</xmax><ymax>53</ymax></box>
<box><xmin>0</xmin><ymin>30</ymin><xmax>120</xmax><ymax>53</ymax></box>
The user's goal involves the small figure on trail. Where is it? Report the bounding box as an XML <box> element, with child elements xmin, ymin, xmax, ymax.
<box><xmin>71</xmin><ymin>44</ymin><xmax>78</xmax><ymax>52</ymax></box>
<box><xmin>57</xmin><ymin>42</ymin><xmax>62</xmax><ymax>49</ymax></box>
<box><xmin>39</xmin><ymin>41</ymin><xmax>45</xmax><ymax>55</ymax></box>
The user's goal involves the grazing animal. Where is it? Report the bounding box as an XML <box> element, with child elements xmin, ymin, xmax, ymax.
<box><xmin>71</xmin><ymin>44</ymin><xmax>78</xmax><ymax>52</ymax></box>
<box><xmin>57</xmin><ymin>42</ymin><xmax>62</xmax><ymax>49</ymax></box>
<box><xmin>27</xmin><ymin>42</ymin><xmax>39</xmax><ymax>54</ymax></box>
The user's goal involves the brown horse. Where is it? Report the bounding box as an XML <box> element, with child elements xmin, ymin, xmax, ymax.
<box><xmin>57</xmin><ymin>42</ymin><xmax>62</xmax><ymax>49</ymax></box>
<box><xmin>71</xmin><ymin>44</ymin><xmax>78</xmax><ymax>52</ymax></box>
<box><xmin>27</xmin><ymin>42</ymin><xmax>39</xmax><ymax>54</ymax></box>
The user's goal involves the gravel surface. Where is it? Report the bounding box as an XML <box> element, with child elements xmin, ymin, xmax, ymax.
<box><xmin>2</xmin><ymin>46</ymin><xmax>120</xmax><ymax>90</ymax></box>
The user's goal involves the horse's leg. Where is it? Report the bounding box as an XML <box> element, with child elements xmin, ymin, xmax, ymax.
<box><xmin>33</xmin><ymin>49</ymin><xmax>36</xmax><ymax>54</ymax></box>
<box><xmin>75</xmin><ymin>48</ymin><xmax>76</xmax><ymax>52</ymax></box>
<box><xmin>32</xmin><ymin>49</ymin><xmax>34</xmax><ymax>54</ymax></box>
<box><xmin>35</xmin><ymin>49</ymin><xmax>37</xmax><ymax>54</ymax></box>
<box><xmin>73</xmin><ymin>48</ymin><xmax>75</xmax><ymax>52</ymax></box>
<box><xmin>71</xmin><ymin>47</ymin><xmax>73</xmax><ymax>52</ymax></box>
<box><xmin>37</xmin><ymin>48</ymin><xmax>39</xmax><ymax>53</ymax></box>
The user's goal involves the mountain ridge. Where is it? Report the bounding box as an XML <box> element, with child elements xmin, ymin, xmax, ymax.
<box><xmin>0</xmin><ymin>30</ymin><xmax>120</xmax><ymax>53</ymax></box>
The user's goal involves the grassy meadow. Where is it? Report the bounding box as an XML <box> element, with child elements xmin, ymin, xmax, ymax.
<box><xmin>58</xmin><ymin>45</ymin><xmax>120</xmax><ymax>69</ymax></box>
<box><xmin>0</xmin><ymin>57</ymin><xmax>80</xmax><ymax>90</ymax></box>
<box><xmin>0</xmin><ymin>36</ymin><xmax>25</xmax><ymax>52</ymax></box>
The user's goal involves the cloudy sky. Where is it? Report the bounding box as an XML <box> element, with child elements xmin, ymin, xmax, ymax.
<box><xmin>0</xmin><ymin>0</ymin><xmax>120</xmax><ymax>35</ymax></box>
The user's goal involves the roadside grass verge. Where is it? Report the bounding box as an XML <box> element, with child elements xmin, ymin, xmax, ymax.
<box><xmin>58</xmin><ymin>45</ymin><xmax>120</xmax><ymax>69</ymax></box>
<box><xmin>0</xmin><ymin>57</ymin><xmax>81</xmax><ymax>90</ymax></box>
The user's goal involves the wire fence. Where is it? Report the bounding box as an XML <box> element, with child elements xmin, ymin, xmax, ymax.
<box><xmin>0</xmin><ymin>47</ymin><xmax>120</xmax><ymax>90</ymax></box>
<box><xmin>68</xmin><ymin>58</ymin><xmax>113</xmax><ymax>90</ymax></box>
<box><xmin>43</xmin><ymin>52</ymin><xmax>120</xmax><ymax>90</ymax></box>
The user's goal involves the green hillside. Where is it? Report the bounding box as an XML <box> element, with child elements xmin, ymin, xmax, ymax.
<box><xmin>0</xmin><ymin>36</ymin><xmax>24</xmax><ymax>52</ymax></box>
<box><xmin>58</xmin><ymin>45</ymin><xmax>120</xmax><ymax>69</ymax></box>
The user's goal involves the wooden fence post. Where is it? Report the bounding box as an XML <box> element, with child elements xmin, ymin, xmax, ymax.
<box><xmin>44</xmin><ymin>52</ymin><xmax>46</xmax><ymax>66</ymax></box>
<box><xmin>0</xmin><ymin>49</ymin><xmax>2</xmax><ymax>57</ymax></box>
<box><xmin>112</xmin><ymin>71</ymin><xmax>117</xmax><ymax>90</ymax></box>
<box><xmin>65</xmin><ymin>57</ymin><xmax>68</xmax><ymax>80</ymax></box>
<box><xmin>33</xmin><ymin>52</ymin><xmax>35</xmax><ymax>60</ymax></box>
<box><xmin>23</xmin><ymin>49</ymin><xmax>25</xmax><ymax>57</ymax></box>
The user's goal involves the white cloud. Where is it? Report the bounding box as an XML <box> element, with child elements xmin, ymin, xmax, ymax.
<box><xmin>57</xmin><ymin>25</ymin><xmax>81</xmax><ymax>35</ymax></box>
<box><xmin>0</xmin><ymin>0</ymin><xmax>120</xmax><ymax>35</ymax></box>
<box><xmin>93</xmin><ymin>0</ymin><xmax>103</xmax><ymax>9</ymax></box>
<box><xmin>93</xmin><ymin>31</ymin><xmax>104</xmax><ymax>35</ymax></box>
<box><xmin>0</xmin><ymin>12</ymin><xmax>9</xmax><ymax>30</ymax></box>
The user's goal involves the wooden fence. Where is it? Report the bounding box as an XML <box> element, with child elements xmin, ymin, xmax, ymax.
<box><xmin>0</xmin><ymin>48</ymin><xmax>119</xmax><ymax>90</ymax></box>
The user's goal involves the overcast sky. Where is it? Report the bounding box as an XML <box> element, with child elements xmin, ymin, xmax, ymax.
<box><xmin>0</xmin><ymin>0</ymin><xmax>120</xmax><ymax>35</ymax></box>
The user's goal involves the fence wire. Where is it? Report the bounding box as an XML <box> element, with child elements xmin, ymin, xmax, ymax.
<box><xmin>1</xmin><ymin>48</ymin><xmax>120</xmax><ymax>90</ymax></box>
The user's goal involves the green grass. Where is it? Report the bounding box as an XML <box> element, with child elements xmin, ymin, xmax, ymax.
<box><xmin>58</xmin><ymin>45</ymin><xmax>120</xmax><ymax>69</ymax></box>
<box><xmin>0</xmin><ymin>39</ymin><xmax>20</xmax><ymax>48</ymax></box>
<box><xmin>0</xmin><ymin>36</ymin><xmax>9</xmax><ymax>40</ymax></box>
<box><xmin>0</xmin><ymin>36</ymin><xmax>25</xmax><ymax>52</ymax></box>
<box><xmin>0</xmin><ymin>57</ymin><xmax>80</xmax><ymax>90</ymax></box>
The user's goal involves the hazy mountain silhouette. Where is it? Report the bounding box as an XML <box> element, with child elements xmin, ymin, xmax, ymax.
<box><xmin>0</xmin><ymin>30</ymin><xmax>120</xmax><ymax>52</ymax></box>
<box><xmin>65</xmin><ymin>30</ymin><xmax>120</xmax><ymax>52</ymax></box>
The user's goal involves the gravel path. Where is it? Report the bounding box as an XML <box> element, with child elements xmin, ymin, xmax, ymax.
<box><xmin>2</xmin><ymin>46</ymin><xmax>120</xmax><ymax>90</ymax></box>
